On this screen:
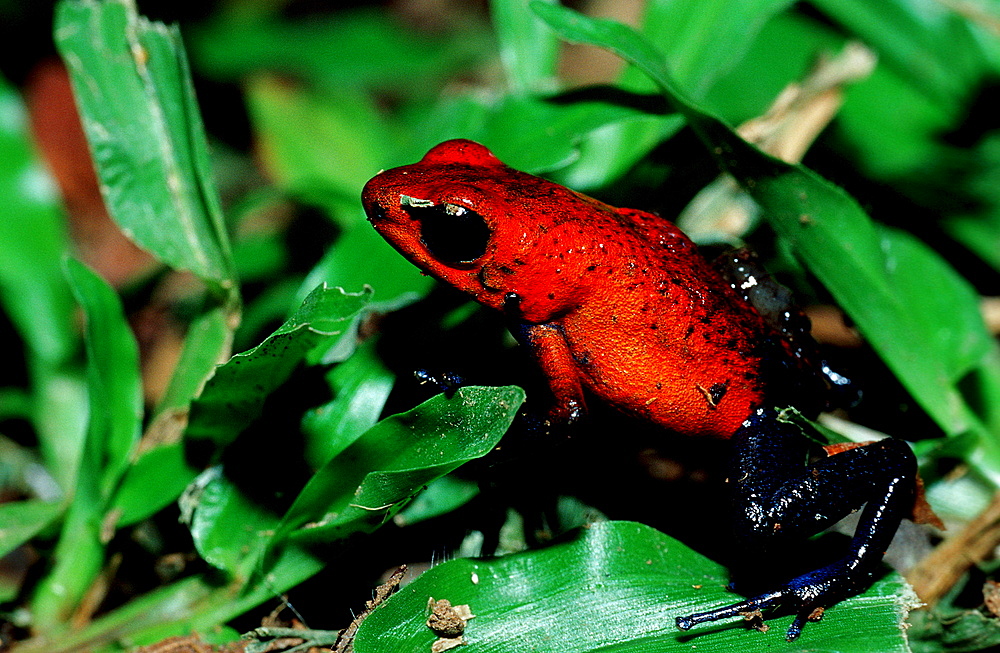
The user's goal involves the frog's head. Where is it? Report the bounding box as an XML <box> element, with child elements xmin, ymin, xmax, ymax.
<box><xmin>363</xmin><ymin>139</ymin><xmax>609</xmax><ymax>323</ymax></box>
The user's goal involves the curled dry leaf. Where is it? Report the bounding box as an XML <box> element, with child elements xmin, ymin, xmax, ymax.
<box><xmin>427</xmin><ymin>597</ymin><xmax>475</xmax><ymax>651</ymax></box>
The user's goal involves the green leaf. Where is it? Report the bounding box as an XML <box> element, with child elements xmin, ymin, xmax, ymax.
<box><xmin>192</xmin><ymin>8</ymin><xmax>490</xmax><ymax>95</ymax></box>
<box><xmin>811</xmin><ymin>0</ymin><xmax>986</xmax><ymax>106</ymax></box>
<box><xmin>110</xmin><ymin>443</ymin><xmax>196</xmax><ymax>528</ymax></box>
<box><xmin>29</xmin><ymin>502</ymin><xmax>106</xmax><ymax>634</ymax></box>
<box><xmin>276</xmin><ymin>385</ymin><xmax>525</xmax><ymax>547</ymax></box>
<box><xmin>703</xmin><ymin>11</ymin><xmax>841</xmax><ymax>124</ymax></box>
<box><xmin>245</xmin><ymin>78</ymin><xmax>433</xmax><ymax>304</ymax></box>
<box><xmin>153</xmin><ymin>304</ymin><xmax>234</xmax><ymax>417</ymax></box>
<box><xmin>530</xmin><ymin>1</ymin><xmax>1000</xmax><ymax>463</ymax></box>
<box><xmin>299</xmin><ymin>217</ymin><xmax>431</xmax><ymax>307</ymax></box>
<box><xmin>300</xmin><ymin>338</ymin><xmax>395</xmax><ymax>469</ymax></box>
<box><xmin>354</xmin><ymin>521</ymin><xmax>916</xmax><ymax>652</ymax></box>
<box><xmin>636</xmin><ymin>0</ymin><xmax>795</xmax><ymax>101</ymax></box>
<box><xmin>185</xmin><ymin>284</ymin><xmax>371</xmax><ymax>448</ymax></box>
<box><xmin>557</xmin><ymin>0</ymin><xmax>793</xmax><ymax>189</ymax></box>
<box><xmin>0</xmin><ymin>77</ymin><xmax>75</xmax><ymax>366</ymax></box>
<box><xmin>394</xmin><ymin>474</ymin><xmax>479</xmax><ymax>527</ymax></box>
<box><xmin>0</xmin><ymin>76</ymin><xmax>86</xmax><ymax>494</ymax></box>
<box><xmin>837</xmin><ymin>65</ymin><xmax>953</xmax><ymax>179</ymax></box>
<box><xmin>246</xmin><ymin>77</ymin><xmax>389</xmax><ymax>206</ymax></box>
<box><xmin>65</xmin><ymin>258</ymin><xmax>142</xmax><ymax>498</ymax></box>
<box><xmin>186</xmin><ymin>467</ymin><xmax>280</xmax><ymax>574</ymax></box>
<box><xmin>29</xmin><ymin>259</ymin><xmax>143</xmax><ymax>634</ymax></box>
<box><xmin>0</xmin><ymin>500</ymin><xmax>63</xmax><ymax>559</ymax></box>
<box><xmin>491</xmin><ymin>0</ymin><xmax>560</xmax><ymax>94</ymax></box>
<box><xmin>55</xmin><ymin>0</ymin><xmax>236</xmax><ymax>295</ymax></box>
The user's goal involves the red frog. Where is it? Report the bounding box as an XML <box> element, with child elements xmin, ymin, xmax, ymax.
<box><xmin>362</xmin><ymin>139</ymin><xmax>919</xmax><ymax>641</ymax></box>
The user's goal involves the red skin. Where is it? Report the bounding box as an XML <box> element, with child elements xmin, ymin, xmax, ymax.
<box><xmin>362</xmin><ymin>139</ymin><xmax>772</xmax><ymax>439</ymax></box>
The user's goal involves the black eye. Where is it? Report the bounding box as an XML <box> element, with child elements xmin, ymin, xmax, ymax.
<box><xmin>406</xmin><ymin>201</ymin><xmax>491</xmax><ymax>265</ymax></box>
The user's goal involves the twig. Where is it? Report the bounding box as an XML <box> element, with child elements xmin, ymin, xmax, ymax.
<box><xmin>907</xmin><ymin>492</ymin><xmax>1000</xmax><ymax>607</ymax></box>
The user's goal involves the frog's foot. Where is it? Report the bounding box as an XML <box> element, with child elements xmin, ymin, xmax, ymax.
<box><xmin>676</xmin><ymin>565</ymin><xmax>857</xmax><ymax>641</ymax></box>
<box><xmin>413</xmin><ymin>369</ymin><xmax>466</xmax><ymax>396</ymax></box>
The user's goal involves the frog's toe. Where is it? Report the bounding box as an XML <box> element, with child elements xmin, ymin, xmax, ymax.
<box><xmin>675</xmin><ymin>575</ymin><xmax>840</xmax><ymax>641</ymax></box>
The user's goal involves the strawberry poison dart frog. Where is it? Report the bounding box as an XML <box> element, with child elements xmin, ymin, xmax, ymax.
<box><xmin>361</xmin><ymin>139</ymin><xmax>920</xmax><ymax>640</ymax></box>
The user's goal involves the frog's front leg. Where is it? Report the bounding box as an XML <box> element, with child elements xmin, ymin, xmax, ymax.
<box><xmin>510</xmin><ymin>321</ymin><xmax>587</xmax><ymax>426</ymax></box>
<box><xmin>676</xmin><ymin>408</ymin><xmax>916</xmax><ymax>641</ymax></box>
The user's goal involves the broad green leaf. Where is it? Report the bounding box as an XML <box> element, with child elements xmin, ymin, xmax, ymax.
<box><xmin>18</xmin><ymin>528</ymin><xmax>323</xmax><ymax>650</ymax></box>
<box><xmin>837</xmin><ymin>65</ymin><xmax>952</xmax><ymax>179</ymax></box>
<box><xmin>30</xmin><ymin>260</ymin><xmax>143</xmax><ymax>633</ymax></box>
<box><xmin>110</xmin><ymin>443</ymin><xmax>196</xmax><ymax>528</ymax></box>
<box><xmin>559</xmin><ymin>0</ymin><xmax>793</xmax><ymax>189</ymax></box>
<box><xmin>530</xmin><ymin>2</ymin><xmax>1000</xmax><ymax>460</ymax></box>
<box><xmin>185</xmin><ymin>284</ymin><xmax>371</xmax><ymax>448</ymax></box>
<box><xmin>0</xmin><ymin>77</ymin><xmax>75</xmax><ymax>366</ymax></box>
<box><xmin>491</xmin><ymin>0</ymin><xmax>560</xmax><ymax>95</ymax></box>
<box><xmin>113</xmin><ymin>307</ymin><xmax>232</xmax><ymax>529</ymax></box>
<box><xmin>65</xmin><ymin>258</ymin><xmax>142</xmax><ymax>498</ymax></box>
<box><xmin>811</xmin><ymin>0</ymin><xmax>986</xmax><ymax>106</ymax></box>
<box><xmin>246</xmin><ymin>77</ymin><xmax>389</xmax><ymax>207</ymax></box>
<box><xmin>276</xmin><ymin>386</ymin><xmax>525</xmax><ymax>547</ymax></box>
<box><xmin>354</xmin><ymin>521</ymin><xmax>916</xmax><ymax>652</ymax></box>
<box><xmin>186</xmin><ymin>467</ymin><xmax>280</xmax><ymax>574</ymax></box>
<box><xmin>300</xmin><ymin>338</ymin><xmax>395</xmax><ymax>469</ymax></box>
<box><xmin>0</xmin><ymin>500</ymin><xmax>63</xmax><ymax>560</ymax></box>
<box><xmin>29</xmin><ymin>501</ymin><xmax>106</xmax><ymax>634</ymax></box>
<box><xmin>299</xmin><ymin>217</ymin><xmax>431</xmax><ymax>307</ymax></box>
<box><xmin>245</xmin><ymin>78</ymin><xmax>432</xmax><ymax>303</ymax></box>
<box><xmin>637</xmin><ymin>0</ymin><xmax>795</xmax><ymax>101</ymax></box>
<box><xmin>946</xmin><ymin>212</ymin><xmax>1000</xmax><ymax>273</ymax></box>
<box><xmin>554</xmin><ymin>115</ymin><xmax>681</xmax><ymax>190</ymax></box>
<box><xmin>704</xmin><ymin>11</ymin><xmax>841</xmax><ymax>124</ymax></box>
<box><xmin>0</xmin><ymin>76</ymin><xmax>86</xmax><ymax>493</ymax></box>
<box><xmin>943</xmin><ymin>134</ymin><xmax>1000</xmax><ymax>273</ymax></box>
<box><xmin>192</xmin><ymin>8</ymin><xmax>491</xmax><ymax>95</ymax></box>
<box><xmin>55</xmin><ymin>0</ymin><xmax>236</xmax><ymax>295</ymax></box>
<box><xmin>394</xmin><ymin>474</ymin><xmax>480</xmax><ymax>527</ymax></box>
<box><xmin>154</xmin><ymin>304</ymin><xmax>234</xmax><ymax>417</ymax></box>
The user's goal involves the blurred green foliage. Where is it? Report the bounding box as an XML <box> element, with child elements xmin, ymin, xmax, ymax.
<box><xmin>0</xmin><ymin>0</ymin><xmax>997</xmax><ymax>650</ymax></box>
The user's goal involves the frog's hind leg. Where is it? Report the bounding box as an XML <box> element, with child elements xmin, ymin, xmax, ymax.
<box><xmin>675</xmin><ymin>408</ymin><xmax>916</xmax><ymax>641</ymax></box>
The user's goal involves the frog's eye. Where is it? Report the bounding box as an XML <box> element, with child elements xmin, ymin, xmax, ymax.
<box><xmin>407</xmin><ymin>201</ymin><xmax>491</xmax><ymax>265</ymax></box>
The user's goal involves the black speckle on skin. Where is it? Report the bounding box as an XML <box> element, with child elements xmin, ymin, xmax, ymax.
<box><xmin>709</xmin><ymin>382</ymin><xmax>729</xmax><ymax>405</ymax></box>
<box><xmin>548</xmin><ymin>292</ymin><xmax>555</xmax><ymax>300</ymax></box>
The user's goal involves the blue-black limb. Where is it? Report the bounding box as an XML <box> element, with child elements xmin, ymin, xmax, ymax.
<box><xmin>413</xmin><ymin>369</ymin><xmax>466</xmax><ymax>397</ymax></box>
<box><xmin>675</xmin><ymin>408</ymin><xmax>916</xmax><ymax>640</ymax></box>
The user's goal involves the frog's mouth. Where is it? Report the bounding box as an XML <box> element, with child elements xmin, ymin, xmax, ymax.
<box><xmin>398</xmin><ymin>195</ymin><xmax>491</xmax><ymax>268</ymax></box>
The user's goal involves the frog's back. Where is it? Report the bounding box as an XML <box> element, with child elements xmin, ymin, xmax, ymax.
<box><xmin>558</xmin><ymin>206</ymin><xmax>775</xmax><ymax>438</ymax></box>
